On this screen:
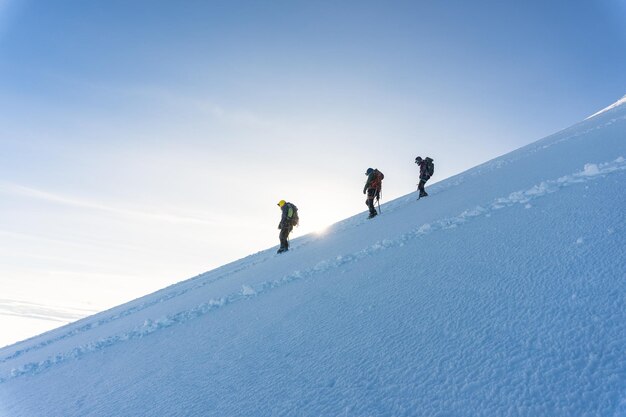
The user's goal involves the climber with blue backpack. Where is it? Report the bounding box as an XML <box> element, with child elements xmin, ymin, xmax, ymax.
<box><xmin>276</xmin><ymin>200</ymin><xmax>299</xmax><ymax>254</ymax></box>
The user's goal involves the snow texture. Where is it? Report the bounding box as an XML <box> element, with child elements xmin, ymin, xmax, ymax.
<box><xmin>0</xmin><ymin>97</ymin><xmax>625</xmax><ymax>417</ymax></box>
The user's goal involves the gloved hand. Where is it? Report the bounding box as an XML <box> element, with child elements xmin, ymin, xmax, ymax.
<box><xmin>363</xmin><ymin>189</ymin><xmax>366</xmax><ymax>194</ymax></box>
<box><xmin>278</xmin><ymin>222</ymin><xmax>282</xmax><ymax>229</ymax></box>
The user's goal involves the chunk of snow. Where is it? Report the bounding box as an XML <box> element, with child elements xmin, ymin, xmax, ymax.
<box><xmin>241</xmin><ymin>285</ymin><xmax>256</xmax><ymax>296</ymax></box>
<box><xmin>581</xmin><ymin>163</ymin><xmax>600</xmax><ymax>177</ymax></box>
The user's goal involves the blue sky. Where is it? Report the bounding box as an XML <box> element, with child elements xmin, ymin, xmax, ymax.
<box><xmin>0</xmin><ymin>0</ymin><xmax>625</xmax><ymax>346</ymax></box>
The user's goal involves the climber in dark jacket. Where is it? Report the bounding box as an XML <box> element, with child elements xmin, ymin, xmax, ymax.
<box><xmin>415</xmin><ymin>156</ymin><xmax>434</xmax><ymax>198</ymax></box>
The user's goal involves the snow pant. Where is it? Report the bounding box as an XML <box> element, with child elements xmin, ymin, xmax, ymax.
<box><xmin>279</xmin><ymin>224</ymin><xmax>293</xmax><ymax>250</ymax></box>
<box><xmin>365</xmin><ymin>188</ymin><xmax>378</xmax><ymax>215</ymax></box>
<box><xmin>418</xmin><ymin>177</ymin><xmax>430</xmax><ymax>196</ymax></box>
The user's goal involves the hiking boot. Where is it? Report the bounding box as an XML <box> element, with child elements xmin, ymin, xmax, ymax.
<box><xmin>367</xmin><ymin>211</ymin><xmax>378</xmax><ymax>219</ymax></box>
<box><xmin>419</xmin><ymin>191</ymin><xmax>428</xmax><ymax>198</ymax></box>
<box><xmin>277</xmin><ymin>247</ymin><xmax>288</xmax><ymax>254</ymax></box>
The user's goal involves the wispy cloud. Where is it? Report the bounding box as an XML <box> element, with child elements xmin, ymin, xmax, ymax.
<box><xmin>0</xmin><ymin>298</ymin><xmax>97</xmax><ymax>323</ymax></box>
<box><xmin>0</xmin><ymin>229</ymin><xmax>143</xmax><ymax>253</ymax></box>
<box><xmin>122</xmin><ymin>85</ymin><xmax>288</xmax><ymax>133</ymax></box>
<box><xmin>0</xmin><ymin>0</ymin><xmax>16</xmax><ymax>41</ymax></box>
<box><xmin>39</xmin><ymin>74</ymin><xmax>290</xmax><ymax>134</ymax></box>
<box><xmin>0</xmin><ymin>181</ymin><xmax>221</xmax><ymax>225</ymax></box>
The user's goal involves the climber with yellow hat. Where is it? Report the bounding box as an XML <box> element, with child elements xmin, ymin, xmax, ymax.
<box><xmin>276</xmin><ymin>200</ymin><xmax>299</xmax><ymax>254</ymax></box>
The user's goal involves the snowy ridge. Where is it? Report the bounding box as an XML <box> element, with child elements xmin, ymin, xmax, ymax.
<box><xmin>431</xmin><ymin>108</ymin><xmax>626</xmax><ymax>193</ymax></box>
<box><xmin>586</xmin><ymin>94</ymin><xmax>626</xmax><ymax>120</ymax></box>
<box><xmin>2</xmin><ymin>156</ymin><xmax>624</xmax><ymax>384</ymax></box>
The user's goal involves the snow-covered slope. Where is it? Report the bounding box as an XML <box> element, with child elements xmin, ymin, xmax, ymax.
<box><xmin>1</xmin><ymin>98</ymin><xmax>625</xmax><ymax>417</ymax></box>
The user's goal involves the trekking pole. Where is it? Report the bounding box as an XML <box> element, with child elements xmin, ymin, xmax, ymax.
<box><xmin>377</xmin><ymin>190</ymin><xmax>382</xmax><ymax>214</ymax></box>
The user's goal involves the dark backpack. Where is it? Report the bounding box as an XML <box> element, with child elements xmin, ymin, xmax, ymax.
<box><xmin>371</xmin><ymin>170</ymin><xmax>384</xmax><ymax>189</ymax></box>
<box><xmin>425</xmin><ymin>158</ymin><xmax>434</xmax><ymax>177</ymax></box>
<box><xmin>287</xmin><ymin>203</ymin><xmax>299</xmax><ymax>226</ymax></box>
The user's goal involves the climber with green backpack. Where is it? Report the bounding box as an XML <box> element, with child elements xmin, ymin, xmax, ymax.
<box><xmin>276</xmin><ymin>200</ymin><xmax>299</xmax><ymax>254</ymax></box>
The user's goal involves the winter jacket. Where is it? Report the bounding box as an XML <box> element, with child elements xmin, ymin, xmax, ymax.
<box><xmin>418</xmin><ymin>158</ymin><xmax>434</xmax><ymax>181</ymax></box>
<box><xmin>363</xmin><ymin>169</ymin><xmax>384</xmax><ymax>193</ymax></box>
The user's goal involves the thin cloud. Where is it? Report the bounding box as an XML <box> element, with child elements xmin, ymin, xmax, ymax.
<box><xmin>0</xmin><ymin>229</ymin><xmax>143</xmax><ymax>253</ymax></box>
<box><xmin>0</xmin><ymin>181</ymin><xmax>220</xmax><ymax>225</ymax></box>
<box><xmin>126</xmin><ymin>86</ymin><xmax>287</xmax><ymax>132</ymax></box>
<box><xmin>0</xmin><ymin>0</ymin><xmax>17</xmax><ymax>42</ymax></box>
<box><xmin>0</xmin><ymin>298</ymin><xmax>97</xmax><ymax>323</ymax></box>
<box><xmin>56</xmin><ymin>78</ymin><xmax>288</xmax><ymax>133</ymax></box>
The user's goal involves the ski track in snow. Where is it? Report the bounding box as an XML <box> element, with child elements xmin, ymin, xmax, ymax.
<box><xmin>0</xmin><ymin>245</ymin><xmax>282</xmax><ymax>364</ymax></box>
<box><xmin>0</xmin><ymin>222</ymin><xmax>336</xmax><ymax>365</ymax></box>
<box><xmin>1</xmin><ymin>156</ymin><xmax>625</xmax><ymax>383</ymax></box>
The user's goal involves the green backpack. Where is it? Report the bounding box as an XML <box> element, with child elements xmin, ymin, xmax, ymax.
<box><xmin>287</xmin><ymin>203</ymin><xmax>299</xmax><ymax>226</ymax></box>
